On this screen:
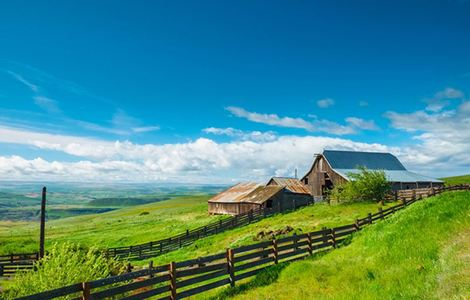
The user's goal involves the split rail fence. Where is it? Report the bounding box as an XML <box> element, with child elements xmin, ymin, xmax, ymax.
<box><xmin>15</xmin><ymin>184</ymin><xmax>470</xmax><ymax>300</ymax></box>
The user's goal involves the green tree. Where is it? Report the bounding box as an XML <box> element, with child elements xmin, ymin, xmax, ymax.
<box><xmin>329</xmin><ymin>166</ymin><xmax>390</xmax><ymax>203</ymax></box>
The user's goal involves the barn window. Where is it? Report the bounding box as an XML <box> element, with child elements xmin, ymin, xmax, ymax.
<box><xmin>304</xmin><ymin>178</ymin><xmax>309</xmax><ymax>185</ymax></box>
<box><xmin>266</xmin><ymin>199</ymin><xmax>273</xmax><ymax>208</ymax></box>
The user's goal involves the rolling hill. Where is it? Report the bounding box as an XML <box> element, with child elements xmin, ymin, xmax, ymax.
<box><xmin>441</xmin><ymin>174</ymin><xmax>470</xmax><ymax>186</ymax></box>
<box><xmin>212</xmin><ymin>190</ymin><xmax>470</xmax><ymax>299</ymax></box>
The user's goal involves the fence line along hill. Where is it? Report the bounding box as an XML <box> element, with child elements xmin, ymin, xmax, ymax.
<box><xmin>12</xmin><ymin>184</ymin><xmax>469</xmax><ymax>300</ymax></box>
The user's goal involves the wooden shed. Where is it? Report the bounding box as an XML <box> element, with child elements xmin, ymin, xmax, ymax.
<box><xmin>208</xmin><ymin>182</ymin><xmax>284</xmax><ymax>215</ymax></box>
<box><xmin>208</xmin><ymin>177</ymin><xmax>316</xmax><ymax>215</ymax></box>
<box><xmin>301</xmin><ymin>150</ymin><xmax>444</xmax><ymax>198</ymax></box>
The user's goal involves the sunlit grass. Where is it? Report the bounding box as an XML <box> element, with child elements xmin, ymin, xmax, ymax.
<box><xmin>214</xmin><ymin>191</ymin><xmax>470</xmax><ymax>299</ymax></box>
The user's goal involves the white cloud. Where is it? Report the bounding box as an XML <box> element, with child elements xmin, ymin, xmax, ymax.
<box><xmin>359</xmin><ymin>101</ymin><xmax>369</xmax><ymax>107</ymax></box>
<box><xmin>203</xmin><ymin>127</ymin><xmax>277</xmax><ymax>142</ymax></box>
<box><xmin>226</xmin><ymin>106</ymin><xmax>378</xmax><ymax>135</ymax></box>
<box><xmin>316</xmin><ymin>98</ymin><xmax>335</xmax><ymax>108</ymax></box>
<box><xmin>6</xmin><ymin>71</ymin><xmax>39</xmax><ymax>92</ymax></box>
<box><xmin>345</xmin><ymin>117</ymin><xmax>379</xmax><ymax>131</ymax></box>
<box><xmin>33</xmin><ymin>96</ymin><xmax>61</xmax><ymax>114</ymax></box>
<box><xmin>0</xmin><ymin>126</ymin><xmax>397</xmax><ymax>182</ymax></box>
<box><xmin>386</xmin><ymin>99</ymin><xmax>470</xmax><ymax>175</ymax></box>
<box><xmin>425</xmin><ymin>87</ymin><xmax>465</xmax><ymax>112</ymax></box>
<box><xmin>132</xmin><ymin>126</ymin><xmax>160</xmax><ymax>133</ymax></box>
<box><xmin>226</xmin><ymin>106</ymin><xmax>315</xmax><ymax>131</ymax></box>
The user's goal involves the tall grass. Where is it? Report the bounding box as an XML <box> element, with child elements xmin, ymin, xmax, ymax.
<box><xmin>3</xmin><ymin>243</ymin><xmax>126</xmax><ymax>299</ymax></box>
<box><xmin>216</xmin><ymin>191</ymin><xmax>470</xmax><ymax>299</ymax></box>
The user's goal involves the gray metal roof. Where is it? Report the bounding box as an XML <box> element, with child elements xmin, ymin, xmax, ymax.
<box><xmin>323</xmin><ymin>150</ymin><xmax>406</xmax><ymax>170</ymax></box>
<box><xmin>334</xmin><ymin>169</ymin><xmax>444</xmax><ymax>183</ymax></box>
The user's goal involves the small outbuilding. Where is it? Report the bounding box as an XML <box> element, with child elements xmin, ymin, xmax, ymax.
<box><xmin>301</xmin><ymin>150</ymin><xmax>444</xmax><ymax>198</ymax></box>
<box><xmin>208</xmin><ymin>177</ymin><xmax>314</xmax><ymax>215</ymax></box>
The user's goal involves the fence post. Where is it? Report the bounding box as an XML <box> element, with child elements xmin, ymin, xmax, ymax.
<box><xmin>160</xmin><ymin>242</ymin><xmax>163</xmax><ymax>254</ymax></box>
<box><xmin>81</xmin><ymin>282</ymin><xmax>91</xmax><ymax>300</ymax></box>
<box><xmin>148</xmin><ymin>261</ymin><xmax>154</xmax><ymax>278</ymax></box>
<box><xmin>354</xmin><ymin>219</ymin><xmax>360</xmax><ymax>231</ymax></box>
<box><xmin>322</xmin><ymin>227</ymin><xmax>328</xmax><ymax>245</ymax></box>
<box><xmin>0</xmin><ymin>265</ymin><xmax>3</xmax><ymax>277</ymax></box>
<box><xmin>402</xmin><ymin>198</ymin><xmax>407</xmax><ymax>206</ymax></box>
<box><xmin>226</xmin><ymin>248</ymin><xmax>235</xmax><ymax>287</ymax></box>
<box><xmin>169</xmin><ymin>262</ymin><xmax>177</xmax><ymax>300</ymax></box>
<box><xmin>293</xmin><ymin>232</ymin><xmax>298</xmax><ymax>251</ymax></box>
<box><xmin>331</xmin><ymin>229</ymin><xmax>337</xmax><ymax>248</ymax></box>
<box><xmin>307</xmin><ymin>233</ymin><xmax>313</xmax><ymax>255</ymax></box>
<box><xmin>248</xmin><ymin>209</ymin><xmax>253</xmax><ymax>223</ymax></box>
<box><xmin>379</xmin><ymin>207</ymin><xmax>383</xmax><ymax>219</ymax></box>
<box><xmin>368</xmin><ymin>213</ymin><xmax>372</xmax><ymax>224</ymax></box>
<box><xmin>127</xmin><ymin>263</ymin><xmax>133</xmax><ymax>273</ymax></box>
<box><xmin>394</xmin><ymin>190</ymin><xmax>398</xmax><ymax>201</ymax></box>
<box><xmin>412</xmin><ymin>190</ymin><xmax>416</xmax><ymax>202</ymax></box>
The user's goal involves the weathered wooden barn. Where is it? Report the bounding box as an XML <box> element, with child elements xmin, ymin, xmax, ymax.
<box><xmin>208</xmin><ymin>178</ymin><xmax>313</xmax><ymax>215</ymax></box>
<box><xmin>301</xmin><ymin>150</ymin><xmax>444</xmax><ymax>198</ymax></box>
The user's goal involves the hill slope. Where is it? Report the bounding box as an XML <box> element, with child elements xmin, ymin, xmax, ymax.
<box><xmin>218</xmin><ymin>191</ymin><xmax>470</xmax><ymax>299</ymax></box>
<box><xmin>148</xmin><ymin>201</ymin><xmax>397</xmax><ymax>266</ymax></box>
<box><xmin>0</xmin><ymin>194</ymin><xmax>223</xmax><ymax>254</ymax></box>
<box><xmin>441</xmin><ymin>174</ymin><xmax>470</xmax><ymax>185</ymax></box>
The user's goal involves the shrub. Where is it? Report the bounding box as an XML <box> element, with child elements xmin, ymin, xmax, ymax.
<box><xmin>3</xmin><ymin>243</ymin><xmax>126</xmax><ymax>299</ymax></box>
<box><xmin>329</xmin><ymin>166</ymin><xmax>390</xmax><ymax>203</ymax></box>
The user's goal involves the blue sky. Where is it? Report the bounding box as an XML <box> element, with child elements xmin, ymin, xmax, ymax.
<box><xmin>0</xmin><ymin>1</ymin><xmax>469</xmax><ymax>182</ymax></box>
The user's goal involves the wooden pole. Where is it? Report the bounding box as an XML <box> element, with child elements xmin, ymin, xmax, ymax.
<box><xmin>39</xmin><ymin>186</ymin><xmax>47</xmax><ymax>259</ymax></box>
<box><xmin>226</xmin><ymin>248</ymin><xmax>235</xmax><ymax>287</ymax></box>
<box><xmin>307</xmin><ymin>233</ymin><xmax>313</xmax><ymax>255</ymax></box>
<box><xmin>81</xmin><ymin>282</ymin><xmax>91</xmax><ymax>300</ymax></box>
<box><xmin>273</xmin><ymin>239</ymin><xmax>279</xmax><ymax>264</ymax></box>
<box><xmin>169</xmin><ymin>262</ymin><xmax>177</xmax><ymax>300</ymax></box>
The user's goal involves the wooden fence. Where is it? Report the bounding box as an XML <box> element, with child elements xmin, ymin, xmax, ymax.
<box><xmin>0</xmin><ymin>253</ymin><xmax>37</xmax><ymax>277</ymax></box>
<box><xmin>15</xmin><ymin>184</ymin><xmax>470</xmax><ymax>300</ymax></box>
<box><xmin>106</xmin><ymin>198</ymin><xmax>314</xmax><ymax>261</ymax></box>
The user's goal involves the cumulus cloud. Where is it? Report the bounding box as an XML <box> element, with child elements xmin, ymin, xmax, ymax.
<box><xmin>226</xmin><ymin>106</ymin><xmax>315</xmax><ymax>131</ymax></box>
<box><xmin>345</xmin><ymin>117</ymin><xmax>379</xmax><ymax>131</ymax></box>
<box><xmin>226</xmin><ymin>106</ymin><xmax>380</xmax><ymax>135</ymax></box>
<box><xmin>385</xmin><ymin>99</ymin><xmax>470</xmax><ymax>175</ymax></box>
<box><xmin>203</xmin><ymin>127</ymin><xmax>276</xmax><ymax>142</ymax></box>
<box><xmin>316</xmin><ymin>98</ymin><xmax>335</xmax><ymax>108</ymax></box>
<box><xmin>0</xmin><ymin>126</ymin><xmax>397</xmax><ymax>182</ymax></box>
<box><xmin>425</xmin><ymin>87</ymin><xmax>465</xmax><ymax>112</ymax></box>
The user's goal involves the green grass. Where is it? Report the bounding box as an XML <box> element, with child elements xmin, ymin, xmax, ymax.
<box><xmin>441</xmin><ymin>174</ymin><xmax>470</xmax><ymax>186</ymax></box>
<box><xmin>147</xmin><ymin>201</ymin><xmax>396</xmax><ymax>266</ymax></box>
<box><xmin>0</xmin><ymin>194</ymin><xmax>225</xmax><ymax>255</ymax></box>
<box><xmin>215</xmin><ymin>191</ymin><xmax>470</xmax><ymax>300</ymax></box>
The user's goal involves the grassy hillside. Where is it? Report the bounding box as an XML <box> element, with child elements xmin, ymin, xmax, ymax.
<box><xmin>441</xmin><ymin>174</ymin><xmax>470</xmax><ymax>186</ymax></box>
<box><xmin>216</xmin><ymin>191</ymin><xmax>470</xmax><ymax>300</ymax></box>
<box><xmin>148</xmin><ymin>201</ymin><xmax>397</xmax><ymax>266</ymax></box>
<box><xmin>0</xmin><ymin>194</ymin><xmax>223</xmax><ymax>255</ymax></box>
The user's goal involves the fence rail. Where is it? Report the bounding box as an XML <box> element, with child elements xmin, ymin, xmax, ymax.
<box><xmin>0</xmin><ymin>253</ymin><xmax>37</xmax><ymax>277</ymax></box>
<box><xmin>14</xmin><ymin>184</ymin><xmax>470</xmax><ymax>300</ymax></box>
<box><xmin>106</xmin><ymin>198</ymin><xmax>315</xmax><ymax>261</ymax></box>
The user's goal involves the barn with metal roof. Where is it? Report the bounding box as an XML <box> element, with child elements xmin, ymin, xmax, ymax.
<box><xmin>301</xmin><ymin>150</ymin><xmax>443</xmax><ymax>197</ymax></box>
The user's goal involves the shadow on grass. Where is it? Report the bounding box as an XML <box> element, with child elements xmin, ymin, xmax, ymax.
<box><xmin>210</xmin><ymin>249</ymin><xmax>333</xmax><ymax>300</ymax></box>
